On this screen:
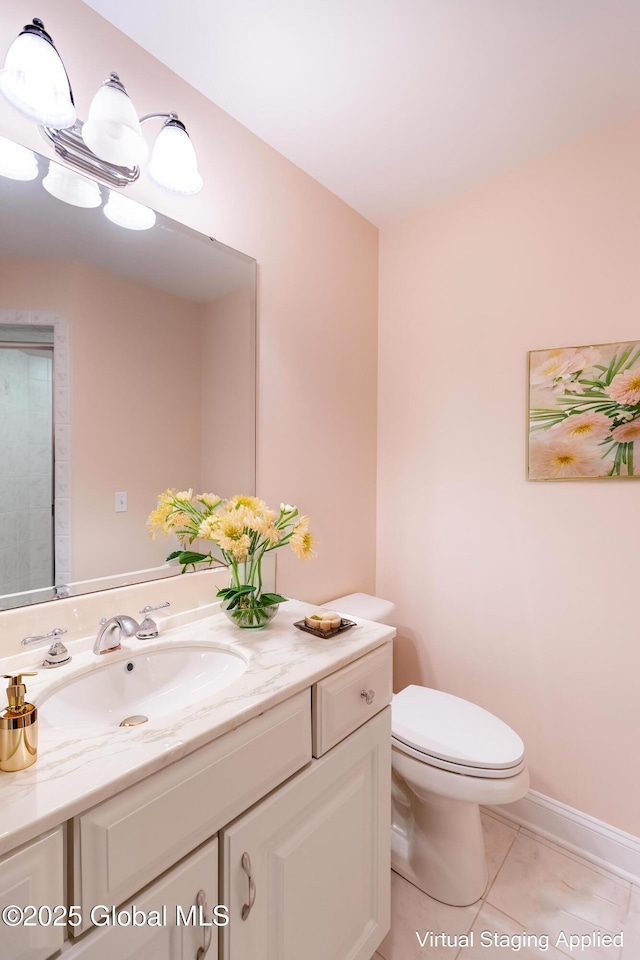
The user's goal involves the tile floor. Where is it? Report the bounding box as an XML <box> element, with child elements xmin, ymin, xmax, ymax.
<box><xmin>370</xmin><ymin>810</ymin><xmax>640</xmax><ymax>960</ymax></box>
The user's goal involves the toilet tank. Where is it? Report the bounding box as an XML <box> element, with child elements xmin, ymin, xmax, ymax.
<box><xmin>324</xmin><ymin>593</ymin><xmax>395</xmax><ymax>624</ymax></box>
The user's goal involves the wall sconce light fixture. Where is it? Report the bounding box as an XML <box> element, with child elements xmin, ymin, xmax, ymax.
<box><xmin>0</xmin><ymin>18</ymin><xmax>203</xmax><ymax>195</ymax></box>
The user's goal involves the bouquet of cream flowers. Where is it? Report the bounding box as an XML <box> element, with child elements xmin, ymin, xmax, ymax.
<box><xmin>148</xmin><ymin>492</ymin><xmax>317</xmax><ymax>628</ymax></box>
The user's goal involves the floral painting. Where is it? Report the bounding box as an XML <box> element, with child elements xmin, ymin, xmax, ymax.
<box><xmin>528</xmin><ymin>340</ymin><xmax>640</xmax><ymax>480</ymax></box>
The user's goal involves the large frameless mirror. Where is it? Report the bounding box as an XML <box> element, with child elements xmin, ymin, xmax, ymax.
<box><xmin>0</xmin><ymin>136</ymin><xmax>256</xmax><ymax>611</ymax></box>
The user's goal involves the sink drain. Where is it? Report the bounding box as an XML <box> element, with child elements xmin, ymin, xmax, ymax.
<box><xmin>119</xmin><ymin>714</ymin><xmax>148</xmax><ymax>727</ymax></box>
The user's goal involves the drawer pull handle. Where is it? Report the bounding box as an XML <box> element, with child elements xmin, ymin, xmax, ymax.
<box><xmin>241</xmin><ymin>851</ymin><xmax>256</xmax><ymax>920</ymax></box>
<box><xmin>361</xmin><ymin>688</ymin><xmax>375</xmax><ymax>705</ymax></box>
<box><xmin>195</xmin><ymin>889</ymin><xmax>212</xmax><ymax>958</ymax></box>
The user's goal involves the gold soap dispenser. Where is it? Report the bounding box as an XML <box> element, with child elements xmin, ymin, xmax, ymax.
<box><xmin>0</xmin><ymin>673</ymin><xmax>38</xmax><ymax>772</ymax></box>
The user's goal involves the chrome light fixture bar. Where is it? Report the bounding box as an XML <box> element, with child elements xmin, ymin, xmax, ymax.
<box><xmin>40</xmin><ymin>117</ymin><xmax>137</xmax><ymax>188</ymax></box>
<box><xmin>1</xmin><ymin>19</ymin><xmax>203</xmax><ymax>195</ymax></box>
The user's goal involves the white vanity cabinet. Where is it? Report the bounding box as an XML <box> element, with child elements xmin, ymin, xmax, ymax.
<box><xmin>0</xmin><ymin>640</ymin><xmax>393</xmax><ymax>960</ymax></box>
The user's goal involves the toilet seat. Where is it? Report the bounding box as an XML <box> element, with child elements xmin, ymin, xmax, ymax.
<box><xmin>392</xmin><ymin>685</ymin><xmax>525</xmax><ymax>780</ymax></box>
<box><xmin>391</xmin><ymin>735</ymin><xmax>525</xmax><ymax>778</ymax></box>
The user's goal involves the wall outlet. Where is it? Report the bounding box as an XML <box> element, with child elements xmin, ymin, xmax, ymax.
<box><xmin>115</xmin><ymin>492</ymin><xmax>128</xmax><ymax>513</ymax></box>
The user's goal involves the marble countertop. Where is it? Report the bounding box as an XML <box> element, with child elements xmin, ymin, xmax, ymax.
<box><xmin>0</xmin><ymin>600</ymin><xmax>394</xmax><ymax>857</ymax></box>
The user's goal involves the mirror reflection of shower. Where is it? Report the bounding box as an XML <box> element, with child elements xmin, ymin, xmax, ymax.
<box><xmin>0</xmin><ymin>325</ymin><xmax>54</xmax><ymax>599</ymax></box>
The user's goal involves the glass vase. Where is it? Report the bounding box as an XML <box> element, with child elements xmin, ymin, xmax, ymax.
<box><xmin>220</xmin><ymin>556</ymin><xmax>279</xmax><ymax>630</ymax></box>
<box><xmin>220</xmin><ymin>595</ymin><xmax>279</xmax><ymax>629</ymax></box>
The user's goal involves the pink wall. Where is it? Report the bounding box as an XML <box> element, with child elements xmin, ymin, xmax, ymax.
<box><xmin>0</xmin><ymin>0</ymin><xmax>379</xmax><ymax>604</ymax></box>
<box><xmin>378</xmin><ymin>119</ymin><xmax>640</xmax><ymax>835</ymax></box>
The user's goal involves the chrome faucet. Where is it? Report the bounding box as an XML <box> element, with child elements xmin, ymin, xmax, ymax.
<box><xmin>93</xmin><ymin>615</ymin><xmax>140</xmax><ymax>655</ymax></box>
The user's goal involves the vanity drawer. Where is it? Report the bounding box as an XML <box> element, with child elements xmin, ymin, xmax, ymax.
<box><xmin>312</xmin><ymin>643</ymin><xmax>392</xmax><ymax>756</ymax></box>
<box><xmin>74</xmin><ymin>690</ymin><xmax>311</xmax><ymax>928</ymax></box>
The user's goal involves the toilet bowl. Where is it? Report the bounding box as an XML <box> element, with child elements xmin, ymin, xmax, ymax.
<box><xmin>326</xmin><ymin>593</ymin><xmax>529</xmax><ymax>907</ymax></box>
<box><xmin>391</xmin><ymin>684</ymin><xmax>529</xmax><ymax>905</ymax></box>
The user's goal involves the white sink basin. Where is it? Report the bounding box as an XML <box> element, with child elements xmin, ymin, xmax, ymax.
<box><xmin>38</xmin><ymin>646</ymin><xmax>247</xmax><ymax>729</ymax></box>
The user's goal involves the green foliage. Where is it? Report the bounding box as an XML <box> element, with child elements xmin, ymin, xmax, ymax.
<box><xmin>167</xmin><ymin>550</ymin><xmax>214</xmax><ymax>573</ymax></box>
<box><xmin>216</xmin><ymin>586</ymin><xmax>287</xmax><ymax>611</ymax></box>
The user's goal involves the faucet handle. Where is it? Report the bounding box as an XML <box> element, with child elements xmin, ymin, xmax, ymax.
<box><xmin>21</xmin><ymin>627</ymin><xmax>67</xmax><ymax>647</ymax></box>
<box><xmin>20</xmin><ymin>629</ymin><xmax>71</xmax><ymax>668</ymax></box>
<box><xmin>137</xmin><ymin>602</ymin><xmax>170</xmax><ymax>640</ymax></box>
<box><xmin>139</xmin><ymin>602</ymin><xmax>171</xmax><ymax>615</ymax></box>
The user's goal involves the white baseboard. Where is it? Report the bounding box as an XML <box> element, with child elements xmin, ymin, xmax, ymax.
<box><xmin>486</xmin><ymin>790</ymin><xmax>640</xmax><ymax>885</ymax></box>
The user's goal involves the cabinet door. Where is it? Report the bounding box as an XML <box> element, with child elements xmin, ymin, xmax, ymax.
<box><xmin>0</xmin><ymin>827</ymin><xmax>64</xmax><ymax>960</ymax></box>
<box><xmin>65</xmin><ymin>837</ymin><xmax>219</xmax><ymax>960</ymax></box>
<box><xmin>221</xmin><ymin>707</ymin><xmax>390</xmax><ymax>960</ymax></box>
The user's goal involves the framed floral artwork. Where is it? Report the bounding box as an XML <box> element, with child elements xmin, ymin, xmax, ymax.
<box><xmin>528</xmin><ymin>340</ymin><xmax>640</xmax><ymax>480</ymax></box>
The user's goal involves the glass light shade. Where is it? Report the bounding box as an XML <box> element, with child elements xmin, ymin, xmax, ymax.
<box><xmin>0</xmin><ymin>135</ymin><xmax>38</xmax><ymax>180</ymax></box>
<box><xmin>42</xmin><ymin>161</ymin><xmax>102</xmax><ymax>208</ymax></box>
<box><xmin>148</xmin><ymin>122</ymin><xmax>203</xmax><ymax>195</ymax></box>
<box><xmin>103</xmin><ymin>190</ymin><xmax>156</xmax><ymax>231</ymax></box>
<box><xmin>82</xmin><ymin>82</ymin><xmax>148</xmax><ymax>167</ymax></box>
<box><xmin>0</xmin><ymin>31</ymin><xmax>75</xmax><ymax>128</ymax></box>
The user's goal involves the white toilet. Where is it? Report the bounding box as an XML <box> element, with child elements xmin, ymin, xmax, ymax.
<box><xmin>327</xmin><ymin>593</ymin><xmax>530</xmax><ymax>907</ymax></box>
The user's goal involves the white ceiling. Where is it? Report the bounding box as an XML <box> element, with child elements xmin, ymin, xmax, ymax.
<box><xmin>81</xmin><ymin>0</ymin><xmax>640</xmax><ymax>225</ymax></box>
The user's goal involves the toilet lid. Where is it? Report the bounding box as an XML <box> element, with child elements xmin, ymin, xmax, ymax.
<box><xmin>392</xmin><ymin>685</ymin><xmax>524</xmax><ymax>772</ymax></box>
